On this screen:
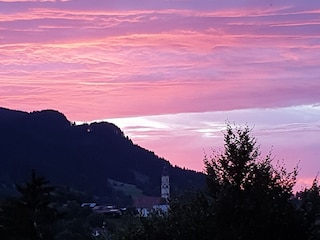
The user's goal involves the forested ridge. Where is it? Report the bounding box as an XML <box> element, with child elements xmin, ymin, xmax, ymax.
<box><xmin>0</xmin><ymin>107</ymin><xmax>204</xmax><ymax>204</ymax></box>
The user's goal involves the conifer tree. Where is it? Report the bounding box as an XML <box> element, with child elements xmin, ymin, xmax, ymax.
<box><xmin>0</xmin><ymin>170</ymin><xmax>57</xmax><ymax>240</ymax></box>
<box><xmin>204</xmin><ymin>124</ymin><xmax>304</xmax><ymax>240</ymax></box>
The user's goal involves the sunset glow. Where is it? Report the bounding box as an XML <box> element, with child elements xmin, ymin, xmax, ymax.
<box><xmin>1</xmin><ymin>0</ymin><xmax>320</xmax><ymax>188</ymax></box>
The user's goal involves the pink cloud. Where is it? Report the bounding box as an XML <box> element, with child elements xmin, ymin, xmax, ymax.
<box><xmin>0</xmin><ymin>0</ymin><xmax>62</xmax><ymax>2</ymax></box>
<box><xmin>1</xmin><ymin>0</ymin><xmax>320</xmax><ymax>183</ymax></box>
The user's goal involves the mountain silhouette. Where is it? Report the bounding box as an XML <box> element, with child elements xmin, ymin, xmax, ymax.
<box><xmin>0</xmin><ymin>107</ymin><xmax>204</xmax><ymax>204</ymax></box>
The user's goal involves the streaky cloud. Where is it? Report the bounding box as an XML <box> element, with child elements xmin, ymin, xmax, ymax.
<box><xmin>1</xmin><ymin>0</ymin><xmax>320</xmax><ymax>187</ymax></box>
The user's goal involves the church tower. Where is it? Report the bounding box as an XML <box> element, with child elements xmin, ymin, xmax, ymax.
<box><xmin>161</xmin><ymin>166</ymin><xmax>170</xmax><ymax>201</ymax></box>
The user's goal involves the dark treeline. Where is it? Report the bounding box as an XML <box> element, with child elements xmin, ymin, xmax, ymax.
<box><xmin>0</xmin><ymin>170</ymin><xmax>111</xmax><ymax>240</ymax></box>
<box><xmin>1</xmin><ymin>124</ymin><xmax>320</xmax><ymax>239</ymax></box>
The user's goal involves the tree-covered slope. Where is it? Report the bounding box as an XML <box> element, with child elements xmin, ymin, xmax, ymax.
<box><xmin>0</xmin><ymin>107</ymin><xmax>204</xmax><ymax>203</ymax></box>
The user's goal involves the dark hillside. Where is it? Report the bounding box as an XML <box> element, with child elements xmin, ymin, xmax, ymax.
<box><xmin>0</xmin><ymin>107</ymin><xmax>205</xmax><ymax>204</ymax></box>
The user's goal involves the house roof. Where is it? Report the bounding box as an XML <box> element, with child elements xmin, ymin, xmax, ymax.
<box><xmin>81</xmin><ymin>202</ymin><xmax>97</xmax><ymax>208</ymax></box>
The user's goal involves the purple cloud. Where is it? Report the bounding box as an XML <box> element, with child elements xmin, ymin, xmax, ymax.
<box><xmin>1</xmin><ymin>0</ymin><xmax>320</xmax><ymax>187</ymax></box>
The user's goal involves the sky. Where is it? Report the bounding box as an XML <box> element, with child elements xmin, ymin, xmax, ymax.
<box><xmin>1</xmin><ymin>0</ymin><xmax>320</xmax><ymax>190</ymax></box>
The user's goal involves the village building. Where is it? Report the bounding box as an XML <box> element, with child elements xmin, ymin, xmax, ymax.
<box><xmin>133</xmin><ymin>166</ymin><xmax>170</xmax><ymax>217</ymax></box>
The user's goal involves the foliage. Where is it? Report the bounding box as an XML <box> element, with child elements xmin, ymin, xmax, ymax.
<box><xmin>0</xmin><ymin>171</ymin><xmax>111</xmax><ymax>240</ymax></box>
<box><xmin>112</xmin><ymin>192</ymin><xmax>213</xmax><ymax>240</ymax></box>
<box><xmin>296</xmin><ymin>178</ymin><xmax>320</xmax><ymax>239</ymax></box>
<box><xmin>111</xmin><ymin>213</ymin><xmax>146</xmax><ymax>240</ymax></box>
<box><xmin>0</xmin><ymin>170</ymin><xmax>57</xmax><ymax>240</ymax></box>
<box><xmin>204</xmin><ymin>124</ymin><xmax>298</xmax><ymax>194</ymax></box>
<box><xmin>165</xmin><ymin>192</ymin><xmax>213</xmax><ymax>240</ymax></box>
<box><xmin>53</xmin><ymin>200</ymin><xmax>109</xmax><ymax>240</ymax></box>
<box><xmin>204</xmin><ymin>124</ymin><xmax>304</xmax><ymax>240</ymax></box>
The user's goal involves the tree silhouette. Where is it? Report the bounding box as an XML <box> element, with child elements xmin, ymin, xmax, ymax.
<box><xmin>296</xmin><ymin>178</ymin><xmax>320</xmax><ymax>239</ymax></box>
<box><xmin>94</xmin><ymin>123</ymin><xmax>320</xmax><ymax>240</ymax></box>
<box><xmin>204</xmin><ymin>124</ymin><xmax>305</xmax><ymax>240</ymax></box>
<box><xmin>0</xmin><ymin>170</ymin><xmax>57</xmax><ymax>240</ymax></box>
